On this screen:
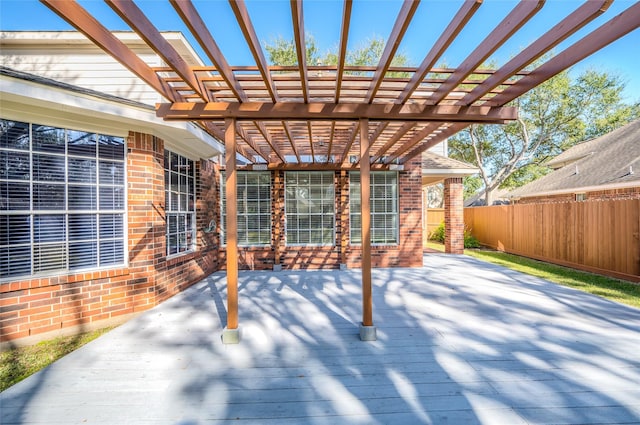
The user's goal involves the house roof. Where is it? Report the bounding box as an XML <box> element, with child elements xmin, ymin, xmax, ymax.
<box><xmin>422</xmin><ymin>152</ymin><xmax>478</xmax><ymax>171</ymax></box>
<box><xmin>32</xmin><ymin>1</ymin><xmax>640</xmax><ymax>169</ymax></box>
<box><xmin>507</xmin><ymin>119</ymin><xmax>640</xmax><ymax>199</ymax></box>
<box><xmin>545</xmin><ymin>136</ymin><xmax>602</xmax><ymax>169</ymax></box>
<box><xmin>463</xmin><ymin>187</ymin><xmax>512</xmax><ymax>207</ymax></box>
<box><xmin>421</xmin><ymin>151</ymin><xmax>478</xmax><ymax>185</ymax></box>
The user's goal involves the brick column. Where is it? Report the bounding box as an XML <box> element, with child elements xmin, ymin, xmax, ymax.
<box><xmin>126</xmin><ymin>132</ymin><xmax>165</xmax><ymax>306</ymax></box>
<box><xmin>272</xmin><ymin>170</ymin><xmax>285</xmax><ymax>270</ymax></box>
<box><xmin>444</xmin><ymin>177</ymin><xmax>464</xmax><ymax>254</ymax></box>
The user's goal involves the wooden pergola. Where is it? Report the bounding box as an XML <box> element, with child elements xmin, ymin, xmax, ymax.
<box><xmin>42</xmin><ymin>0</ymin><xmax>640</xmax><ymax>342</ymax></box>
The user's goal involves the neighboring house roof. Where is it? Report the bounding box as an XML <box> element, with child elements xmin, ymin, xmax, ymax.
<box><xmin>421</xmin><ymin>151</ymin><xmax>478</xmax><ymax>186</ymax></box>
<box><xmin>545</xmin><ymin>136</ymin><xmax>601</xmax><ymax>169</ymax></box>
<box><xmin>464</xmin><ymin>187</ymin><xmax>511</xmax><ymax>207</ymax></box>
<box><xmin>507</xmin><ymin>119</ymin><xmax>640</xmax><ymax>199</ymax></box>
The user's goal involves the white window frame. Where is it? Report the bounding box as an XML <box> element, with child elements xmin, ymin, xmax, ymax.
<box><xmin>284</xmin><ymin>171</ymin><xmax>335</xmax><ymax>246</ymax></box>
<box><xmin>220</xmin><ymin>171</ymin><xmax>272</xmax><ymax>247</ymax></box>
<box><xmin>164</xmin><ymin>149</ymin><xmax>196</xmax><ymax>257</ymax></box>
<box><xmin>350</xmin><ymin>171</ymin><xmax>399</xmax><ymax>246</ymax></box>
<box><xmin>0</xmin><ymin>119</ymin><xmax>127</xmax><ymax>281</ymax></box>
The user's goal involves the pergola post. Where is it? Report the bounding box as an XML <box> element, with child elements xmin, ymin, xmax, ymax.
<box><xmin>359</xmin><ymin>118</ymin><xmax>376</xmax><ymax>341</ymax></box>
<box><xmin>222</xmin><ymin>117</ymin><xmax>240</xmax><ymax>344</ymax></box>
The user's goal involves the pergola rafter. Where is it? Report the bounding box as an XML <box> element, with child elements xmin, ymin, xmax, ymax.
<box><xmin>424</xmin><ymin>0</ymin><xmax>544</xmax><ymax>106</ymax></box>
<box><xmin>39</xmin><ymin>0</ymin><xmax>640</xmax><ymax>342</ymax></box>
<box><xmin>40</xmin><ymin>0</ymin><xmax>640</xmax><ymax>169</ymax></box>
<box><xmin>364</xmin><ymin>0</ymin><xmax>420</xmax><ymax>103</ymax></box>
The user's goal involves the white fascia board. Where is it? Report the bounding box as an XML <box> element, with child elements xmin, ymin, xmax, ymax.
<box><xmin>422</xmin><ymin>168</ymin><xmax>479</xmax><ymax>176</ymax></box>
<box><xmin>0</xmin><ymin>75</ymin><xmax>223</xmax><ymax>159</ymax></box>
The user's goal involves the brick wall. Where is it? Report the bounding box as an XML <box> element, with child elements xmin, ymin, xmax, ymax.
<box><xmin>444</xmin><ymin>177</ymin><xmax>464</xmax><ymax>254</ymax></box>
<box><xmin>0</xmin><ymin>132</ymin><xmax>220</xmax><ymax>345</ymax></box>
<box><xmin>216</xmin><ymin>159</ymin><xmax>424</xmax><ymax>270</ymax></box>
<box><xmin>347</xmin><ymin>158</ymin><xmax>424</xmax><ymax>268</ymax></box>
<box><xmin>515</xmin><ymin>186</ymin><xmax>640</xmax><ymax>204</ymax></box>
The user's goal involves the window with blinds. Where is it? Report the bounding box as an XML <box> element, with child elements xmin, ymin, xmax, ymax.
<box><xmin>164</xmin><ymin>150</ymin><xmax>196</xmax><ymax>256</ymax></box>
<box><xmin>0</xmin><ymin>119</ymin><xmax>126</xmax><ymax>280</ymax></box>
<box><xmin>285</xmin><ymin>171</ymin><xmax>335</xmax><ymax>245</ymax></box>
<box><xmin>220</xmin><ymin>171</ymin><xmax>271</xmax><ymax>246</ymax></box>
<box><xmin>350</xmin><ymin>171</ymin><xmax>399</xmax><ymax>245</ymax></box>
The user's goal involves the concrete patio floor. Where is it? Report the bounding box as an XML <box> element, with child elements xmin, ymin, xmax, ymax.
<box><xmin>2</xmin><ymin>253</ymin><xmax>640</xmax><ymax>425</ymax></box>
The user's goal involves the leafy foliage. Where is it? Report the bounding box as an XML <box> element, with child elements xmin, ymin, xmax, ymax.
<box><xmin>429</xmin><ymin>221</ymin><xmax>481</xmax><ymax>248</ymax></box>
<box><xmin>265</xmin><ymin>34</ymin><xmax>321</xmax><ymax>67</ymax></box>
<box><xmin>449</xmin><ymin>67</ymin><xmax>640</xmax><ymax>205</ymax></box>
<box><xmin>265</xmin><ymin>35</ymin><xmax>410</xmax><ymax>71</ymax></box>
<box><xmin>463</xmin><ymin>175</ymin><xmax>483</xmax><ymax>200</ymax></box>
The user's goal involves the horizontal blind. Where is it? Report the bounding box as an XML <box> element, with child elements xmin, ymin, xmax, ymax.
<box><xmin>285</xmin><ymin>171</ymin><xmax>334</xmax><ymax>245</ymax></box>
<box><xmin>0</xmin><ymin>119</ymin><xmax>126</xmax><ymax>280</ymax></box>
<box><xmin>221</xmin><ymin>171</ymin><xmax>271</xmax><ymax>246</ymax></box>
<box><xmin>164</xmin><ymin>150</ymin><xmax>196</xmax><ymax>256</ymax></box>
<box><xmin>350</xmin><ymin>171</ymin><xmax>399</xmax><ymax>245</ymax></box>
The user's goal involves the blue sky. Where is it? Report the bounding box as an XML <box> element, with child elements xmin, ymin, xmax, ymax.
<box><xmin>1</xmin><ymin>0</ymin><xmax>639</xmax><ymax>102</ymax></box>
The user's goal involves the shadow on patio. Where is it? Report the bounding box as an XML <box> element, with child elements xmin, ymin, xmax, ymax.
<box><xmin>2</xmin><ymin>254</ymin><xmax>640</xmax><ymax>424</ymax></box>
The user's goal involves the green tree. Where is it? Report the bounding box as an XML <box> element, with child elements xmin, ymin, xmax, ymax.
<box><xmin>449</xmin><ymin>68</ymin><xmax>640</xmax><ymax>205</ymax></box>
<box><xmin>265</xmin><ymin>35</ymin><xmax>410</xmax><ymax>70</ymax></box>
<box><xmin>265</xmin><ymin>35</ymin><xmax>321</xmax><ymax>66</ymax></box>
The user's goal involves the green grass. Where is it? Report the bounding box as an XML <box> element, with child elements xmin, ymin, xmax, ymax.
<box><xmin>1</xmin><ymin>327</ymin><xmax>113</xmax><ymax>392</ymax></box>
<box><xmin>427</xmin><ymin>241</ymin><xmax>640</xmax><ymax>308</ymax></box>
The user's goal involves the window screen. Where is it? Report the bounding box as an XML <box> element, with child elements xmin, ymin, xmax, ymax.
<box><xmin>0</xmin><ymin>119</ymin><xmax>126</xmax><ymax>280</ymax></box>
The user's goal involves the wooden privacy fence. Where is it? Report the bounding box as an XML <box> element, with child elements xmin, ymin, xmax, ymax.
<box><xmin>464</xmin><ymin>200</ymin><xmax>640</xmax><ymax>282</ymax></box>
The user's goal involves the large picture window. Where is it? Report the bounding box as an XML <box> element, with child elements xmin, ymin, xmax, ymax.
<box><xmin>0</xmin><ymin>119</ymin><xmax>126</xmax><ymax>280</ymax></box>
<box><xmin>350</xmin><ymin>171</ymin><xmax>398</xmax><ymax>245</ymax></box>
<box><xmin>220</xmin><ymin>171</ymin><xmax>271</xmax><ymax>246</ymax></box>
<box><xmin>164</xmin><ymin>150</ymin><xmax>196</xmax><ymax>256</ymax></box>
<box><xmin>285</xmin><ymin>171</ymin><xmax>334</xmax><ymax>245</ymax></box>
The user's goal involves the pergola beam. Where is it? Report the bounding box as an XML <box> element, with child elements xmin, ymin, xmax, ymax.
<box><xmin>487</xmin><ymin>1</ymin><xmax>640</xmax><ymax>107</ymax></box>
<box><xmin>282</xmin><ymin>121</ymin><xmax>301</xmax><ymax>163</ymax></box>
<box><xmin>425</xmin><ymin>0</ymin><xmax>544</xmax><ymax>105</ymax></box>
<box><xmin>364</xmin><ymin>0</ymin><xmax>420</xmax><ymax>103</ymax></box>
<box><xmin>236</xmin><ymin>125</ymin><xmax>269</xmax><ymax>163</ymax></box>
<box><xmin>229</xmin><ymin>0</ymin><xmax>279</xmax><ymax>102</ymax></box>
<box><xmin>399</xmin><ymin>123</ymin><xmax>470</xmax><ymax>165</ymax></box>
<box><xmin>157</xmin><ymin>102</ymin><xmax>517</xmax><ymax>122</ymax></box>
<box><xmin>396</xmin><ymin>0</ymin><xmax>481</xmax><ymax>104</ymax></box>
<box><xmin>370</xmin><ymin>122</ymin><xmax>414</xmax><ymax>164</ymax></box>
<box><xmin>307</xmin><ymin>122</ymin><xmax>315</xmax><ymax>163</ymax></box>
<box><xmin>335</xmin><ymin>0</ymin><xmax>352</xmax><ymax>102</ymax></box>
<box><xmin>171</xmin><ymin>0</ymin><xmax>248</xmax><ymax>102</ymax></box>
<box><xmin>290</xmin><ymin>0</ymin><xmax>309</xmax><ymax>103</ymax></box>
<box><xmin>326</xmin><ymin>122</ymin><xmax>336</xmax><ymax>163</ymax></box>
<box><xmin>40</xmin><ymin>0</ymin><xmax>176</xmax><ymax>102</ymax></box>
<box><xmin>106</xmin><ymin>0</ymin><xmax>211</xmax><ymax>102</ymax></box>
<box><xmin>254</xmin><ymin>121</ymin><xmax>285</xmax><ymax>163</ymax></box>
<box><xmin>384</xmin><ymin>122</ymin><xmax>443</xmax><ymax>164</ymax></box>
<box><xmin>339</xmin><ymin>123</ymin><xmax>359</xmax><ymax>165</ymax></box>
<box><xmin>460</xmin><ymin>0</ymin><xmax>612</xmax><ymax>106</ymax></box>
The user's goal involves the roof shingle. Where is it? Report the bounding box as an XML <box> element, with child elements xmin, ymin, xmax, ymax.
<box><xmin>507</xmin><ymin>119</ymin><xmax>640</xmax><ymax>198</ymax></box>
